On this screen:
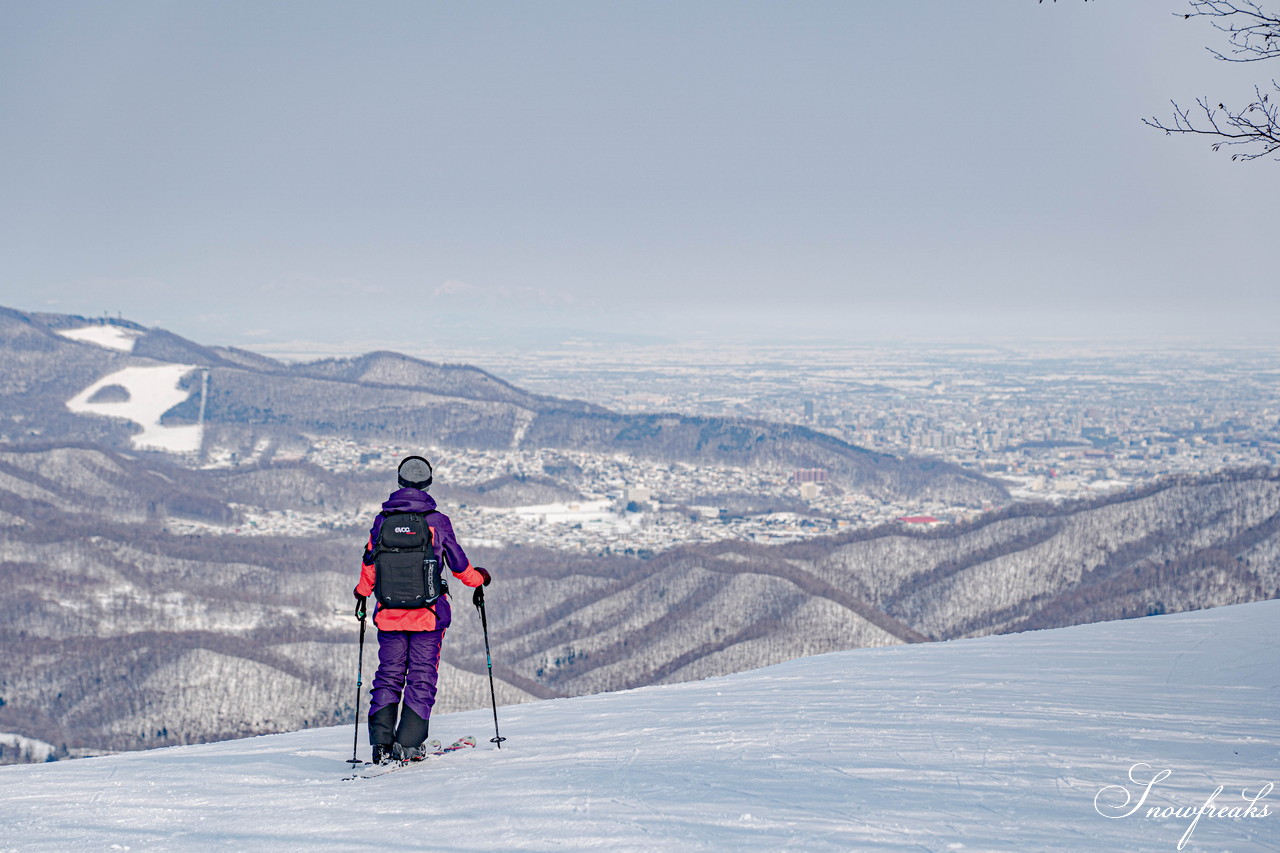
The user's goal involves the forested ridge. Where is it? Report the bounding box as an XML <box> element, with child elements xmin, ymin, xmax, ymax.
<box><xmin>1</xmin><ymin>443</ymin><xmax>1275</xmax><ymax>763</ymax></box>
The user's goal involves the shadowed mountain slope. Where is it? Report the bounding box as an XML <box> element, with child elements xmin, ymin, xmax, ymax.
<box><xmin>0</xmin><ymin>305</ymin><xmax>1004</xmax><ymax>503</ymax></box>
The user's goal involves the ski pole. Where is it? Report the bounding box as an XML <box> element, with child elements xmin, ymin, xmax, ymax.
<box><xmin>472</xmin><ymin>585</ymin><xmax>506</xmax><ymax>748</ymax></box>
<box><xmin>347</xmin><ymin>601</ymin><xmax>368</xmax><ymax>766</ymax></box>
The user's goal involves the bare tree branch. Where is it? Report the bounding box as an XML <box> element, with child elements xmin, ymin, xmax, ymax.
<box><xmin>1147</xmin><ymin>1</ymin><xmax>1280</xmax><ymax>160</ymax></box>
<box><xmin>1182</xmin><ymin>0</ymin><xmax>1280</xmax><ymax>62</ymax></box>
<box><xmin>1144</xmin><ymin>83</ymin><xmax>1280</xmax><ymax>159</ymax></box>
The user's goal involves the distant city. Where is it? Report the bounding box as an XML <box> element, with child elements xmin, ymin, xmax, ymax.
<box><xmin>196</xmin><ymin>339</ymin><xmax>1280</xmax><ymax>557</ymax></box>
<box><xmin>459</xmin><ymin>339</ymin><xmax>1280</xmax><ymax>491</ymax></box>
<box><xmin>171</xmin><ymin>440</ymin><xmax>868</xmax><ymax>555</ymax></box>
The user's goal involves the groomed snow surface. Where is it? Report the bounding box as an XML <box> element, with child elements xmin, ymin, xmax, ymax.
<box><xmin>1</xmin><ymin>602</ymin><xmax>1276</xmax><ymax>852</ymax></box>
<box><xmin>55</xmin><ymin>325</ymin><xmax>143</xmax><ymax>353</ymax></box>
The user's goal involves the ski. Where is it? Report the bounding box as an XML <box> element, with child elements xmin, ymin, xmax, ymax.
<box><xmin>341</xmin><ymin>737</ymin><xmax>476</xmax><ymax>781</ymax></box>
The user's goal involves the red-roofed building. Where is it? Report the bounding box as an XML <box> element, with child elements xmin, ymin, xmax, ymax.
<box><xmin>898</xmin><ymin>515</ymin><xmax>940</xmax><ymax>524</ymax></box>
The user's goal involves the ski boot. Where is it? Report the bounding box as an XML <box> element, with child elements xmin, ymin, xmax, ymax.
<box><xmin>393</xmin><ymin>742</ymin><xmax>427</xmax><ymax>762</ymax></box>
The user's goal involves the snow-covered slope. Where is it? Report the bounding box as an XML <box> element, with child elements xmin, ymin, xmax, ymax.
<box><xmin>1</xmin><ymin>602</ymin><xmax>1276</xmax><ymax>852</ymax></box>
<box><xmin>55</xmin><ymin>324</ymin><xmax>143</xmax><ymax>353</ymax></box>
<box><xmin>66</xmin><ymin>363</ymin><xmax>203</xmax><ymax>452</ymax></box>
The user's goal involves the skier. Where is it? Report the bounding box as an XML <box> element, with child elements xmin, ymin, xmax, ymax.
<box><xmin>353</xmin><ymin>455</ymin><xmax>491</xmax><ymax>763</ymax></box>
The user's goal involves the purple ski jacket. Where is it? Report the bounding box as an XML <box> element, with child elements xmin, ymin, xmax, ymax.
<box><xmin>354</xmin><ymin>488</ymin><xmax>483</xmax><ymax>631</ymax></box>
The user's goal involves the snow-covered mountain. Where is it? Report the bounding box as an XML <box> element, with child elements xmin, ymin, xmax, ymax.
<box><xmin>0</xmin><ymin>305</ymin><xmax>1001</xmax><ymax>503</ymax></box>
<box><xmin>0</xmin><ymin>600</ymin><xmax>1275</xmax><ymax>852</ymax></box>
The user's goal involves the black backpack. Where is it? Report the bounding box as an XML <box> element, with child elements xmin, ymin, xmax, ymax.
<box><xmin>371</xmin><ymin>511</ymin><xmax>444</xmax><ymax>609</ymax></box>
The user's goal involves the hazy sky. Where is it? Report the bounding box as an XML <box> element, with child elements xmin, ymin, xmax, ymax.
<box><xmin>1</xmin><ymin>1</ymin><xmax>1276</xmax><ymax>354</ymax></box>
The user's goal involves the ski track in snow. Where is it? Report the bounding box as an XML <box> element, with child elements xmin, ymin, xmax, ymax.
<box><xmin>0</xmin><ymin>602</ymin><xmax>1276</xmax><ymax>852</ymax></box>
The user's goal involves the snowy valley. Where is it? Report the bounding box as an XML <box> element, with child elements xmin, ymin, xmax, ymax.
<box><xmin>1</xmin><ymin>307</ymin><xmax>1279</xmax><ymax>767</ymax></box>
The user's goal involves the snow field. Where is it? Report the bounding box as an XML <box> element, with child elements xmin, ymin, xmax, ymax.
<box><xmin>66</xmin><ymin>364</ymin><xmax>202</xmax><ymax>453</ymax></box>
<box><xmin>0</xmin><ymin>601</ymin><xmax>1276</xmax><ymax>852</ymax></box>
<box><xmin>55</xmin><ymin>325</ymin><xmax>142</xmax><ymax>353</ymax></box>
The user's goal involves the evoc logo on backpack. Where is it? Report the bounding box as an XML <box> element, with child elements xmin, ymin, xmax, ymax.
<box><xmin>372</xmin><ymin>511</ymin><xmax>443</xmax><ymax>609</ymax></box>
